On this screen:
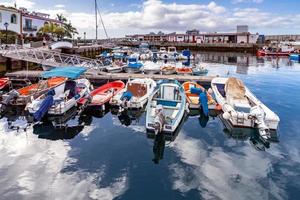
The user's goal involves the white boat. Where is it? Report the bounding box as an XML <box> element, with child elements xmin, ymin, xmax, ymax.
<box><xmin>167</xmin><ymin>47</ymin><xmax>178</xmax><ymax>60</ymax></box>
<box><xmin>27</xmin><ymin>79</ymin><xmax>91</xmax><ymax>117</ymax></box>
<box><xmin>106</xmin><ymin>61</ymin><xmax>126</xmax><ymax>73</ymax></box>
<box><xmin>158</xmin><ymin>47</ymin><xmax>168</xmax><ymax>60</ymax></box>
<box><xmin>211</xmin><ymin>77</ymin><xmax>280</xmax><ymax>139</ymax></box>
<box><xmin>110</xmin><ymin>78</ymin><xmax>156</xmax><ymax>109</ymax></box>
<box><xmin>146</xmin><ymin>80</ymin><xmax>188</xmax><ymax>133</ymax></box>
<box><xmin>143</xmin><ymin>61</ymin><xmax>161</xmax><ymax>74</ymax></box>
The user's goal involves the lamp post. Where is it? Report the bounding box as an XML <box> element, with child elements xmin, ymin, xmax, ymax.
<box><xmin>84</xmin><ymin>32</ymin><xmax>86</xmax><ymax>45</ymax></box>
<box><xmin>4</xmin><ymin>22</ymin><xmax>9</xmax><ymax>45</ymax></box>
<box><xmin>73</xmin><ymin>33</ymin><xmax>75</xmax><ymax>45</ymax></box>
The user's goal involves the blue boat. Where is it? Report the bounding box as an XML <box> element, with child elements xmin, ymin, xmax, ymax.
<box><xmin>125</xmin><ymin>58</ymin><xmax>143</xmax><ymax>73</ymax></box>
<box><xmin>290</xmin><ymin>54</ymin><xmax>300</xmax><ymax>62</ymax></box>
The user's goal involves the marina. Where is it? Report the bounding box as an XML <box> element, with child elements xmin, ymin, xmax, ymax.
<box><xmin>0</xmin><ymin>0</ymin><xmax>300</xmax><ymax>199</ymax></box>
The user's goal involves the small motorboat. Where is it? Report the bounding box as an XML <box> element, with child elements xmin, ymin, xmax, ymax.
<box><xmin>146</xmin><ymin>80</ymin><xmax>188</xmax><ymax>133</ymax></box>
<box><xmin>79</xmin><ymin>80</ymin><xmax>125</xmax><ymax>108</ymax></box>
<box><xmin>290</xmin><ymin>54</ymin><xmax>300</xmax><ymax>62</ymax></box>
<box><xmin>106</xmin><ymin>61</ymin><xmax>126</xmax><ymax>73</ymax></box>
<box><xmin>167</xmin><ymin>47</ymin><xmax>178</xmax><ymax>60</ymax></box>
<box><xmin>257</xmin><ymin>50</ymin><xmax>291</xmax><ymax>57</ymax></box>
<box><xmin>158</xmin><ymin>47</ymin><xmax>168</xmax><ymax>60</ymax></box>
<box><xmin>26</xmin><ymin>67</ymin><xmax>90</xmax><ymax>120</ymax></box>
<box><xmin>1</xmin><ymin>77</ymin><xmax>66</xmax><ymax>106</ymax></box>
<box><xmin>192</xmin><ymin>65</ymin><xmax>209</xmax><ymax>76</ymax></box>
<box><xmin>182</xmin><ymin>81</ymin><xmax>216</xmax><ymax>113</ymax></box>
<box><xmin>211</xmin><ymin>77</ymin><xmax>280</xmax><ymax>140</ymax></box>
<box><xmin>143</xmin><ymin>61</ymin><xmax>161</xmax><ymax>74</ymax></box>
<box><xmin>110</xmin><ymin>78</ymin><xmax>156</xmax><ymax>109</ymax></box>
<box><xmin>161</xmin><ymin>65</ymin><xmax>176</xmax><ymax>75</ymax></box>
<box><xmin>125</xmin><ymin>58</ymin><xmax>143</xmax><ymax>73</ymax></box>
<box><xmin>0</xmin><ymin>78</ymin><xmax>10</xmax><ymax>90</ymax></box>
<box><xmin>176</xmin><ymin>67</ymin><xmax>193</xmax><ymax>76</ymax></box>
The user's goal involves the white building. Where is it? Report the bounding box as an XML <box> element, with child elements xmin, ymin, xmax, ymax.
<box><xmin>0</xmin><ymin>6</ymin><xmax>21</xmax><ymax>35</ymax></box>
<box><xmin>0</xmin><ymin>6</ymin><xmax>63</xmax><ymax>37</ymax></box>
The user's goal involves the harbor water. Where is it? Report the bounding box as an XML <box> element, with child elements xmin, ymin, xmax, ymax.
<box><xmin>0</xmin><ymin>52</ymin><xmax>300</xmax><ymax>200</ymax></box>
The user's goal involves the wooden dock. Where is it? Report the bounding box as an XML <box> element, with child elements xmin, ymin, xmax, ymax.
<box><xmin>6</xmin><ymin>70</ymin><xmax>215</xmax><ymax>85</ymax></box>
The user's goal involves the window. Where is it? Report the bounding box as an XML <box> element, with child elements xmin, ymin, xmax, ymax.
<box><xmin>11</xmin><ymin>14</ymin><xmax>17</xmax><ymax>24</ymax></box>
<box><xmin>0</xmin><ymin>12</ymin><xmax>2</xmax><ymax>23</ymax></box>
<box><xmin>25</xmin><ymin>19</ymin><xmax>32</xmax><ymax>28</ymax></box>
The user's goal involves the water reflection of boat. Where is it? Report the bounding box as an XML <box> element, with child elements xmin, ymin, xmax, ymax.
<box><xmin>116</xmin><ymin>108</ymin><xmax>145</xmax><ymax>126</ymax></box>
<box><xmin>220</xmin><ymin>115</ymin><xmax>279</xmax><ymax>151</ymax></box>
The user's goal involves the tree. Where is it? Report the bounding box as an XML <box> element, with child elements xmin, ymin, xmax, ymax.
<box><xmin>56</xmin><ymin>14</ymin><xmax>67</xmax><ymax>23</ymax></box>
<box><xmin>63</xmin><ymin>22</ymin><xmax>78</xmax><ymax>39</ymax></box>
<box><xmin>38</xmin><ymin>22</ymin><xmax>65</xmax><ymax>40</ymax></box>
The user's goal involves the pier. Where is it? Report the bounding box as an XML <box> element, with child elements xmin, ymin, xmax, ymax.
<box><xmin>5</xmin><ymin>70</ymin><xmax>215</xmax><ymax>86</ymax></box>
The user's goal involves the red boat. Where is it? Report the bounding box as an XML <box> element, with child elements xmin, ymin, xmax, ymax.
<box><xmin>79</xmin><ymin>80</ymin><xmax>125</xmax><ymax>107</ymax></box>
<box><xmin>176</xmin><ymin>67</ymin><xmax>193</xmax><ymax>75</ymax></box>
<box><xmin>0</xmin><ymin>78</ymin><xmax>10</xmax><ymax>90</ymax></box>
<box><xmin>257</xmin><ymin>50</ymin><xmax>291</xmax><ymax>57</ymax></box>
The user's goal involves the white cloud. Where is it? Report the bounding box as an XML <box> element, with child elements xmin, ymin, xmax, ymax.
<box><xmin>54</xmin><ymin>4</ymin><xmax>65</xmax><ymax>8</ymax></box>
<box><xmin>232</xmin><ymin>0</ymin><xmax>264</xmax><ymax>4</ymax></box>
<box><xmin>1</xmin><ymin>0</ymin><xmax>35</xmax><ymax>9</ymax></box>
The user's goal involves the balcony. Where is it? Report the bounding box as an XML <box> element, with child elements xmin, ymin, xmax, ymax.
<box><xmin>23</xmin><ymin>26</ymin><xmax>38</xmax><ymax>32</ymax></box>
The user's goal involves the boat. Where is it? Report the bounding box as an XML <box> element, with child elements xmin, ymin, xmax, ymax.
<box><xmin>192</xmin><ymin>65</ymin><xmax>208</xmax><ymax>76</ymax></box>
<box><xmin>257</xmin><ymin>45</ymin><xmax>294</xmax><ymax>57</ymax></box>
<box><xmin>78</xmin><ymin>80</ymin><xmax>125</xmax><ymax>108</ymax></box>
<box><xmin>1</xmin><ymin>77</ymin><xmax>66</xmax><ymax>106</ymax></box>
<box><xmin>257</xmin><ymin>50</ymin><xmax>291</xmax><ymax>57</ymax></box>
<box><xmin>110</xmin><ymin>78</ymin><xmax>156</xmax><ymax>109</ymax></box>
<box><xmin>125</xmin><ymin>58</ymin><xmax>143</xmax><ymax>73</ymax></box>
<box><xmin>176</xmin><ymin>67</ymin><xmax>193</xmax><ymax>76</ymax></box>
<box><xmin>211</xmin><ymin>77</ymin><xmax>280</xmax><ymax>140</ymax></box>
<box><xmin>146</xmin><ymin>80</ymin><xmax>188</xmax><ymax>133</ymax></box>
<box><xmin>182</xmin><ymin>81</ymin><xmax>216</xmax><ymax>113</ymax></box>
<box><xmin>290</xmin><ymin>54</ymin><xmax>300</xmax><ymax>62</ymax></box>
<box><xmin>106</xmin><ymin>61</ymin><xmax>126</xmax><ymax>73</ymax></box>
<box><xmin>158</xmin><ymin>47</ymin><xmax>168</xmax><ymax>60</ymax></box>
<box><xmin>26</xmin><ymin>67</ymin><xmax>90</xmax><ymax>120</ymax></box>
<box><xmin>167</xmin><ymin>47</ymin><xmax>178</xmax><ymax>60</ymax></box>
<box><xmin>161</xmin><ymin>65</ymin><xmax>176</xmax><ymax>75</ymax></box>
<box><xmin>143</xmin><ymin>61</ymin><xmax>161</xmax><ymax>74</ymax></box>
<box><xmin>0</xmin><ymin>78</ymin><xmax>10</xmax><ymax>90</ymax></box>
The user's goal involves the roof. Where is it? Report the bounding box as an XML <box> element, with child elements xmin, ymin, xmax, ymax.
<box><xmin>42</xmin><ymin>66</ymin><xmax>87</xmax><ymax>79</ymax></box>
<box><xmin>22</xmin><ymin>13</ymin><xmax>62</xmax><ymax>24</ymax></box>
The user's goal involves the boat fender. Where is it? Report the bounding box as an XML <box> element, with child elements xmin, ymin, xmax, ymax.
<box><xmin>223</xmin><ymin>112</ymin><xmax>231</xmax><ymax>120</ymax></box>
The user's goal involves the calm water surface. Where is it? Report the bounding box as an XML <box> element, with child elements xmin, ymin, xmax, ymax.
<box><xmin>0</xmin><ymin>52</ymin><xmax>300</xmax><ymax>200</ymax></box>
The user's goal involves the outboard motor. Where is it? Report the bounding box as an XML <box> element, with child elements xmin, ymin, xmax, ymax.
<box><xmin>2</xmin><ymin>90</ymin><xmax>19</xmax><ymax>105</ymax></box>
<box><xmin>250</xmin><ymin>106</ymin><xmax>269</xmax><ymax>140</ymax></box>
<box><xmin>120</xmin><ymin>91</ymin><xmax>133</xmax><ymax>108</ymax></box>
<box><xmin>153</xmin><ymin>105</ymin><xmax>165</xmax><ymax>135</ymax></box>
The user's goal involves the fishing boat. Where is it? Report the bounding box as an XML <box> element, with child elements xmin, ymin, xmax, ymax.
<box><xmin>146</xmin><ymin>80</ymin><xmax>188</xmax><ymax>134</ymax></box>
<box><xmin>110</xmin><ymin>78</ymin><xmax>156</xmax><ymax>109</ymax></box>
<box><xmin>26</xmin><ymin>67</ymin><xmax>90</xmax><ymax>121</ymax></box>
<box><xmin>78</xmin><ymin>80</ymin><xmax>125</xmax><ymax>109</ymax></box>
<box><xmin>106</xmin><ymin>61</ymin><xmax>126</xmax><ymax>73</ymax></box>
<box><xmin>176</xmin><ymin>67</ymin><xmax>193</xmax><ymax>76</ymax></box>
<box><xmin>257</xmin><ymin>45</ymin><xmax>294</xmax><ymax>57</ymax></box>
<box><xmin>182</xmin><ymin>81</ymin><xmax>216</xmax><ymax>114</ymax></box>
<box><xmin>161</xmin><ymin>65</ymin><xmax>176</xmax><ymax>75</ymax></box>
<box><xmin>125</xmin><ymin>58</ymin><xmax>143</xmax><ymax>73</ymax></box>
<box><xmin>0</xmin><ymin>78</ymin><xmax>10</xmax><ymax>90</ymax></box>
<box><xmin>192</xmin><ymin>65</ymin><xmax>209</xmax><ymax>76</ymax></box>
<box><xmin>1</xmin><ymin>77</ymin><xmax>66</xmax><ymax>106</ymax></box>
<box><xmin>211</xmin><ymin>77</ymin><xmax>280</xmax><ymax>140</ymax></box>
<box><xmin>143</xmin><ymin>61</ymin><xmax>161</xmax><ymax>74</ymax></box>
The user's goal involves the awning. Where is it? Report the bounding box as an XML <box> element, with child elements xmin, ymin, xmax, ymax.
<box><xmin>42</xmin><ymin>66</ymin><xmax>87</xmax><ymax>79</ymax></box>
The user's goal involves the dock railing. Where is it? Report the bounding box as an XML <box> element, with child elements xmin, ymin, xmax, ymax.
<box><xmin>0</xmin><ymin>45</ymin><xmax>106</xmax><ymax>70</ymax></box>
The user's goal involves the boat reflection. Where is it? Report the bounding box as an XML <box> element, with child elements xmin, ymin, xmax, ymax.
<box><xmin>114</xmin><ymin>108</ymin><xmax>145</xmax><ymax>126</ymax></box>
<box><xmin>220</xmin><ymin>116</ymin><xmax>279</xmax><ymax>151</ymax></box>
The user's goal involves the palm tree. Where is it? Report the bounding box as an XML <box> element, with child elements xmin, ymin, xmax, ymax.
<box><xmin>38</xmin><ymin>22</ymin><xmax>65</xmax><ymax>40</ymax></box>
<box><xmin>56</xmin><ymin>14</ymin><xmax>67</xmax><ymax>23</ymax></box>
<box><xmin>63</xmin><ymin>23</ymin><xmax>78</xmax><ymax>39</ymax></box>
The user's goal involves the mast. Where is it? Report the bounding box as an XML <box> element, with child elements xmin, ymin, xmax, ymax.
<box><xmin>95</xmin><ymin>0</ymin><xmax>98</xmax><ymax>41</ymax></box>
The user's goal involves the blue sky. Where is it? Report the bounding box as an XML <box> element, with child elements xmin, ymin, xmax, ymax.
<box><xmin>1</xmin><ymin>0</ymin><xmax>300</xmax><ymax>38</ymax></box>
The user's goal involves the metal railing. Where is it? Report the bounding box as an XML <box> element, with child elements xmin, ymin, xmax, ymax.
<box><xmin>0</xmin><ymin>45</ymin><xmax>105</xmax><ymax>70</ymax></box>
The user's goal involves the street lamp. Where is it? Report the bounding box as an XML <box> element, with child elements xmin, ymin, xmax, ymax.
<box><xmin>4</xmin><ymin>22</ymin><xmax>9</xmax><ymax>45</ymax></box>
<box><xmin>84</xmin><ymin>32</ymin><xmax>86</xmax><ymax>45</ymax></box>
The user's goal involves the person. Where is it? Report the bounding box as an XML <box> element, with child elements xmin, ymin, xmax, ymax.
<box><xmin>43</xmin><ymin>37</ymin><xmax>46</xmax><ymax>47</ymax></box>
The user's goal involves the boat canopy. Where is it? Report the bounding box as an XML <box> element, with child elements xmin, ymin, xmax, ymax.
<box><xmin>42</xmin><ymin>66</ymin><xmax>86</xmax><ymax>79</ymax></box>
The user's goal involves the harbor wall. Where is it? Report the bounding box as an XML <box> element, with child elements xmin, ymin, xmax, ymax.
<box><xmin>118</xmin><ymin>41</ymin><xmax>261</xmax><ymax>53</ymax></box>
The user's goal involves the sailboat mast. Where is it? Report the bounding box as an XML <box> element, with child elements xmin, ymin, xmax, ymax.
<box><xmin>95</xmin><ymin>0</ymin><xmax>98</xmax><ymax>41</ymax></box>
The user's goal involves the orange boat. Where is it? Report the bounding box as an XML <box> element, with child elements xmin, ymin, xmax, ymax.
<box><xmin>161</xmin><ymin>65</ymin><xmax>176</xmax><ymax>75</ymax></box>
<box><xmin>79</xmin><ymin>80</ymin><xmax>125</xmax><ymax>108</ymax></box>
<box><xmin>176</xmin><ymin>67</ymin><xmax>193</xmax><ymax>75</ymax></box>
<box><xmin>182</xmin><ymin>81</ymin><xmax>216</xmax><ymax>109</ymax></box>
<box><xmin>0</xmin><ymin>78</ymin><xmax>10</xmax><ymax>90</ymax></box>
<box><xmin>1</xmin><ymin>77</ymin><xmax>66</xmax><ymax>106</ymax></box>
